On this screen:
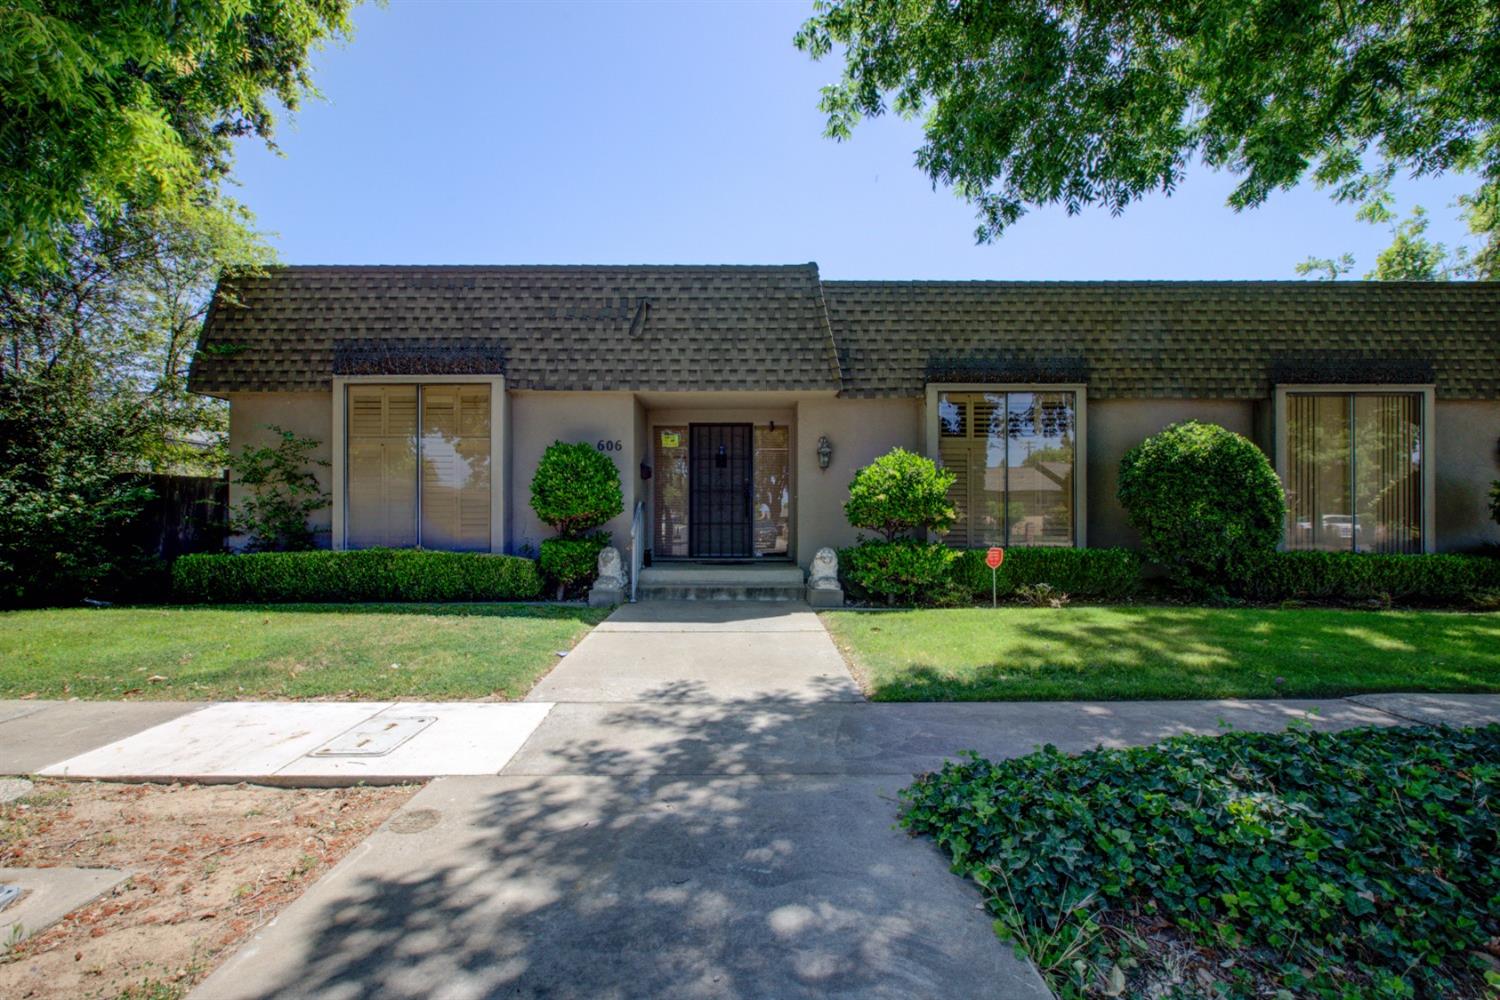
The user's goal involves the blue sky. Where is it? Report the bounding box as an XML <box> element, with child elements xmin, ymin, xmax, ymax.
<box><xmin>230</xmin><ymin>0</ymin><xmax>1478</xmax><ymax>280</ymax></box>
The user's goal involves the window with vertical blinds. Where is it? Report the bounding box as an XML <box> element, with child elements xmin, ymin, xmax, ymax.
<box><xmin>346</xmin><ymin>384</ymin><xmax>490</xmax><ymax>551</ymax></box>
<box><xmin>937</xmin><ymin>390</ymin><xmax>1077</xmax><ymax>548</ymax></box>
<box><xmin>1285</xmin><ymin>392</ymin><xmax>1422</xmax><ymax>553</ymax></box>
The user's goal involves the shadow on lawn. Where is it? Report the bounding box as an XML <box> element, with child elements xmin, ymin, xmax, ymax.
<box><xmin>861</xmin><ymin>607</ymin><xmax>1500</xmax><ymax>702</ymax></box>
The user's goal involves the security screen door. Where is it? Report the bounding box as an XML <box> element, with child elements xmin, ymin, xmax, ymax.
<box><xmin>689</xmin><ymin>423</ymin><xmax>753</xmax><ymax>558</ymax></box>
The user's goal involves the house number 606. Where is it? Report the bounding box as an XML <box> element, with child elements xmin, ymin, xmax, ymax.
<box><xmin>597</xmin><ymin>439</ymin><xmax>623</xmax><ymax>452</ymax></box>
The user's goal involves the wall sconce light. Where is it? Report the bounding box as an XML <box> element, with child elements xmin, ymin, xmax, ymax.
<box><xmin>817</xmin><ymin>434</ymin><xmax>833</xmax><ymax>470</ymax></box>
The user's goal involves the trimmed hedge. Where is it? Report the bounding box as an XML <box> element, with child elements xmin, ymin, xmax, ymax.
<box><xmin>172</xmin><ymin>549</ymin><xmax>542</xmax><ymax>603</ymax></box>
<box><xmin>841</xmin><ymin>540</ymin><xmax>959</xmax><ymax>605</ymax></box>
<box><xmin>1245</xmin><ymin>550</ymin><xmax>1500</xmax><ymax>607</ymax></box>
<box><xmin>949</xmin><ymin>546</ymin><xmax>1142</xmax><ymax>602</ymax></box>
<box><xmin>902</xmin><ymin>724</ymin><xmax>1500</xmax><ymax>998</ymax></box>
<box><xmin>538</xmin><ymin>532</ymin><xmax>609</xmax><ymax>597</ymax></box>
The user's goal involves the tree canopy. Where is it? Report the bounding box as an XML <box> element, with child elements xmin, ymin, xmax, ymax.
<box><xmin>795</xmin><ymin>0</ymin><xmax>1500</xmax><ymax>256</ymax></box>
<box><xmin>1</xmin><ymin>0</ymin><xmax>355</xmax><ymax>273</ymax></box>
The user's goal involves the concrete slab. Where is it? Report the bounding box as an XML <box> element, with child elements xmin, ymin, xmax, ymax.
<box><xmin>0</xmin><ymin>703</ymin><xmax>43</xmax><ymax>725</ymax></box>
<box><xmin>1348</xmin><ymin>692</ymin><xmax>1500</xmax><ymax>727</ymax></box>
<box><xmin>0</xmin><ymin>700</ymin><xmax>200</xmax><ymax>775</ymax></box>
<box><xmin>40</xmin><ymin>702</ymin><xmax>390</xmax><ymax>781</ymax></box>
<box><xmin>0</xmin><ymin>867</ymin><xmax>130</xmax><ymax>950</ymax></box>
<box><xmin>527</xmin><ymin>631</ymin><xmax>864</xmax><ymax>703</ymax></box>
<box><xmin>597</xmin><ymin>600</ymin><xmax>827</xmax><ymax>632</ymax></box>
<box><xmin>193</xmin><ymin>774</ymin><xmax>1051</xmax><ymax>1000</ymax></box>
<box><xmin>505</xmin><ymin>698</ymin><xmax>1399</xmax><ymax>778</ymax></box>
<box><xmin>274</xmin><ymin>703</ymin><xmax>554</xmax><ymax>781</ymax></box>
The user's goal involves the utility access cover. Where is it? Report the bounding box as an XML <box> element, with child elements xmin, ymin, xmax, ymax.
<box><xmin>308</xmin><ymin>716</ymin><xmax>436</xmax><ymax>758</ymax></box>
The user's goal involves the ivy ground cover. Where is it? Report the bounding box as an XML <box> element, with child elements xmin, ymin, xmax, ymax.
<box><xmin>901</xmin><ymin>724</ymin><xmax>1500</xmax><ymax>998</ymax></box>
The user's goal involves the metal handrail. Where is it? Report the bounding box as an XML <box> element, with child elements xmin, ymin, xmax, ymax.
<box><xmin>629</xmin><ymin>499</ymin><xmax>645</xmax><ymax>602</ymax></box>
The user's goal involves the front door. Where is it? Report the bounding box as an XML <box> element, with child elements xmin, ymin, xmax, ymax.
<box><xmin>689</xmin><ymin>423</ymin><xmax>753</xmax><ymax>558</ymax></box>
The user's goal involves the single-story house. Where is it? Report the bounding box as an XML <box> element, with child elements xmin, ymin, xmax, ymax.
<box><xmin>190</xmin><ymin>264</ymin><xmax>1500</xmax><ymax>578</ymax></box>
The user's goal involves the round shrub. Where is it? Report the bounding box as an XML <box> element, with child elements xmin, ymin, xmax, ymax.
<box><xmin>841</xmin><ymin>540</ymin><xmax>958</xmax><ymax>605</ymax></box>
<box><xmin>539</xmin><ymin>533</ymin><xmax>609</xmax><ymax>598</ymax></box>
<box><xmin>1117</xmin><ymin>421</ymin><xmax>1286</xmax><ymax>594</ymax></box>
<box><xmin>844</xmin><ymin>448</ymin><xmax>957</xmax><ymax>540</ymax></box>
<box><xmin>530</xmin><ymin>441</ymin><xmax>623</xmax><ymax>538</ymax></box>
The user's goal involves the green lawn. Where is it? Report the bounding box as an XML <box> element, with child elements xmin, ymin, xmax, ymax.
<box><xmin>0</xmin><ymin>604</ymin><xmax>609</xmax><ymax>700</ymax></box>
<box><xmin>821</xmin><ymin>605</ymin><xmax>1500</xmax><ymax>701</ymax></box>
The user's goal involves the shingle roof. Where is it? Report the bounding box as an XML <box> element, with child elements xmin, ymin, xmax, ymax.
<box><xmin>192</xmin><ymin>268</ymin><xmax>1500</xmax><ymax>400</ymax></box>
<box><xmin>189</xmin><ymin>264</ymin><xmax>842</xmax><ymax>394</ymax></box>
<box><xmin>822</xmin><ymin>281</ymin><xmax>1500</xmax><ymax>400</ymax></box>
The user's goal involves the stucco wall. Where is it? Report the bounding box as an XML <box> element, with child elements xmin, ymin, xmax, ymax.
<box><xmin>1434</xmin><ymin>399</ymin><xmax>1500</xmax><ymax>552</ymax></box>
<box><xmin>795</xmin><ymin>397</ymin><xmax>923</xmax><ymax>562</ymax></box>
<box><xmin>507</xmin><ymin>391</ymin><xmax>640</xmax><ymax>555</ymax></box>
<box><xmin>1086</xmin><ymin>398</ymin><xmax>1258</xmax><ymax>549</ymax></box>
<box><xmin>227</xmin><ymin>391</ymin><xmax>335</xmax><ymax>550</ymax></box>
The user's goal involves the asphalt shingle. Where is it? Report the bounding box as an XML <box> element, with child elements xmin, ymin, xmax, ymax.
<box><xmin>190</xmin><ymin>267</ymin><xmax>1500</xmax><ymax>400</ymax></box>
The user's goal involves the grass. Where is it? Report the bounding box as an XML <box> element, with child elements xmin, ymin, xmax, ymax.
<box><xmin>821</xmin><ymin>605</ymin><xmax>1500</xmax><ymax>701</ymax></box>
<box><xmin>0</xmin><ymin>604</ymin><xmax>609</xmax><ymax>700</ymax></box>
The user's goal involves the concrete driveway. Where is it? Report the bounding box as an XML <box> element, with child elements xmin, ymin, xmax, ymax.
<box><xmin>195</xmin><ymin>602</ymin><xmax>1049</xmax><ymax>999</ymax></box>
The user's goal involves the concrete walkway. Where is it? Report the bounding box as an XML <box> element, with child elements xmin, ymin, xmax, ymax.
<box><xmin>4</xmin><ymin>602</ymin><xmax>1499</xmax><ymax>999</ymax></box>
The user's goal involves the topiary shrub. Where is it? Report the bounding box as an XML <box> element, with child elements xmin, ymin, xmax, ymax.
<box><xmin>530</xmin><ymin>441</ymin><xmax>623</xmax><ymax>598</ymax></box>
<box><xmin>172</xmin><ymin>549</ymin><xmax>542</xmax><ymax>603</ymax></box>
<box><xmin>530</xmin><ymin>441</ymin><xmax>624</xmax><ymax>538</ymax></box>
<box><xmin>1117</xmin><ymin>421</ymin><xmax>1285</xmax><ymax>595</ymax></box>
<box><xmin>844</xmin><ymin>448</ymin><xmax>957</xmax><ymax>541</ymax></box>
<box><xmin>538</xmin><ymin>533</ymin><xmax>610</xmax><ymax>599</ymax></box>
<box><xmin>840</xmin><ymin>540</ymin><xmax>959</xmax><ymax>605</ymax></box>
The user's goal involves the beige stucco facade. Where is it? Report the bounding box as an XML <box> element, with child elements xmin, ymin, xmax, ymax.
<box><xmin>1085</xmin><ymin>398</ymin><xmax>1258</xmax><ymax>548</ymax></box>
<box><xmin>225</xmin><ymin>384</ymin><xmax>1498</xmax><ymax>560</ymax></box>
<box><xmin>227</xmin><ymin>391</ymin><xmax>335</xmax><ymax>549</ymax></box>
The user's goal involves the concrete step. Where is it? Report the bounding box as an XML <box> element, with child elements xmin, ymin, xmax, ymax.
<box><xmin>636</xmin><ymin>563</ymin><xmax>805</xmax><ymax>602</ymax></box>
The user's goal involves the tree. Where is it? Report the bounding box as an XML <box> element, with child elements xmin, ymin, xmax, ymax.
<box><xmin>795</xmin><ymin>0</ymin><xmax>1500</xmax><ymax>254</ymax></box>
<box><xmin>1298</xmin><ymin>187</ymin><xmax>1483</xmax><ymax>281</ymax></box>
<box><xmin>1</xmin><ymin>0</ymin><xmax>355</xmax><ymax>275</ymax></box>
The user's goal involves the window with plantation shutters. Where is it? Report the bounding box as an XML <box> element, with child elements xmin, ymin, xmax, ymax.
<box><xmin>1284</xmin><ymin>392</ymin><xmax>1422</xmax><ymax>553</ymax></box>
<box><xmin>347</xmin><ymin>385</ymin><xmax>418</xmax><ymax>548</ymax></box>
<box><xmin>420</xmin><ymin>386</ymin><xmax>491</xmax><ymax>551</ymax></box>
<box><xmin>936</xmin><ymin>391</ymin><xmax>1077</xmax><ymax>548</ymax></box>
<box><xmin>345</xmin><ymin>384</ymin><xmax>490</xmax><ymax>551</ymax></box>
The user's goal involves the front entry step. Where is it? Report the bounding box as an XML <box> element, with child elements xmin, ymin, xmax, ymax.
<box><xmin>636</xmin><ymin>563</ymin><xmax>805</xmax><ymax>602</ymax></box>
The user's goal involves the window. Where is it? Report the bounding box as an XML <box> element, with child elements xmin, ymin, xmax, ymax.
<box><xmin>937</xmin><ymin>390</ymin><xmax>1077</xmax><ymax>547</ymax></box>
<box><xmin>346</xmin><ymin>384</ymin><xmax>490</xmax><ymax>551</ymax></box>
<box><xmin>1284</xmin><ymin>391</ymin><xmax>1424</xmax><ymax>553</ymax></box>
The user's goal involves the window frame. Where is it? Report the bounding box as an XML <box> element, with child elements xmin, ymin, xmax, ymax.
<box><xmin>923</xmin><ymin>382</ymin><xmax>1088</xmax><ymax>548</ymax></box>
<box><xmin>1272</xmin><ymin>383</ymin><xmax>1435</xmax><ymax>554</ymax></box>
<box><xmin>332</xmin><ymin>375</ymin><xmax>506</xmax><ymax>553</ymax></box>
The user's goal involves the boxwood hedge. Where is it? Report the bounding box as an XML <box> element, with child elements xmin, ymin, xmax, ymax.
<box><xmin>949</xmin><ymin>546</ymin><xmax>1142</xmax><ymax>602</ymax></box>
<box><xmin>1246</xmin><ymin>550</ymin><xmax>1500</xmax><ymax>607</ymax></box>
<box><xmin>902</xmin><ymin>724</ymin><xmax>1500</xmax><ymax>999</ymax></box>
<box><xmin>172</xmin><ymin>549</ymin><xmax>542</xmax><ymax>603</ymax></box>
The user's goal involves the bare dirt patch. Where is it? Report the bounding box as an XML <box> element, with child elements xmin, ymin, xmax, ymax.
<box><xmin>0</xmin><ymin>779</ymin><xmax>416</xmax><ymax>999</ymax></box>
